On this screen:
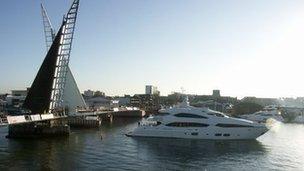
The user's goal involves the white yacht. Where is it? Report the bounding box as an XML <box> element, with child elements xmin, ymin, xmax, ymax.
<box><xmin>293</xmin><ymin>115</ymin><xmax>304</xmax><ymax>123</ymax></box>
<box><xmin>280</xmin><ymin>107</ymin><xmax>304</xmax><ymax>123</ymax></box>
<box><xmin>127</xmin><ymin>98</ymin><xmax>268</xmax><ymax>140</ymax></box>
<box><xmin>240</xmin><ymin>105</ymin><xmax>284</xmax><ymax>123</ymax></box>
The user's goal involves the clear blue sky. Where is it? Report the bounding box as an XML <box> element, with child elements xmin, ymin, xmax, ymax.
<box><xmin>1</xmin><ymin>0</ymin><xmax>304</xmax><ymax>98</ymax></box>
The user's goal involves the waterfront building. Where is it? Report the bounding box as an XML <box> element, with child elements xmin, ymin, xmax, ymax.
<box><xmin>85</xmin><ymin>97</ymin><xmax>111</xmax><ymax>110</ymax></box>
<box><xmin>6</xmin><ymin>95</ymin><xmax>26</xmax><ymax>107</ymax></box>
<box><xmin>84</xmin><ymin>96</ymin><xmax>125</xmax><ymax>111</ymax></box>
<box><xmin>5</xmin><ymin>89</ymin><xmax>29</xmax><ymax>107</ymax></box>
<box><xmin>114</xmin><ymin>95</ymin><xmax>131</xmax><ymax>106</ymax></box>
<box><xmin>131</xmin><ymin>94</ymin><xmax>160</xmax><ymax>112</ymax></box>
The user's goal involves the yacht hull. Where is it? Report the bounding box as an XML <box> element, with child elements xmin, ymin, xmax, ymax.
<box><xmin>128</xmin><ymin>126</ymin><xmax>268</xmax><ymax>140</ymax></box>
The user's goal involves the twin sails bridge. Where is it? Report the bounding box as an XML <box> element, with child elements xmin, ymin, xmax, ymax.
<box><xmin>0</xmin><ymin>0</ymin><xmax>145</xmax><ymax>138</ymax></box>
<box><xmin>1</xmin><ymin>0</ymin><xmax>140</xmax><ymax>138</ymax></box>
<box><xmin>8</xmin><ymin>0</ymin><xmax>83</xmax><ymax>125</ymax></box>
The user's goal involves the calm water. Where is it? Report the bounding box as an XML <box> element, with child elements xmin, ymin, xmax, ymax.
<box><xmin>0</xmin><ymin>119</ymin><xmax>303</xmax><ymax>170</ymax></box>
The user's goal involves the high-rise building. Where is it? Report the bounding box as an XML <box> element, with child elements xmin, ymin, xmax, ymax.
<box><xmin>145</xmin><ymin>85</ymin><xmax>160</xmax><ymax>95</ymax></box>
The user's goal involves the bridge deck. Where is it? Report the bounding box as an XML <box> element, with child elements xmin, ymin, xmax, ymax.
<box><xmin>6</xmin><ymin>114</ymin><xmax>67</xmax><ymax>126</ymax></box>
<box><xmin>3</xmin><ymin>109</ymin><xmax>143</xmax><ymax>126</ymax></box>
<box><xmin>3</xmin><ymin>110</ymin><xmax>113</xmax><ymax>126</ymax></box>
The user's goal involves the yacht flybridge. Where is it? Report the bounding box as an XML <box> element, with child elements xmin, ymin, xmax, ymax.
<box><xmin>127</xmin><ymin>98</ymin><xmax>269</xmax><ymax>140</ymax></box>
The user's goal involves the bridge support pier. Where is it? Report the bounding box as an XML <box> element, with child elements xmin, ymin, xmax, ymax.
<box><xmin>6</xmin><ymin>118</ymin><xmax>69</xmax><ymax>138</ymax></box>
<box><xmin>68</xmin><ymin>116</ymin><xmax>101</xmax><ymax>128</ymax></box>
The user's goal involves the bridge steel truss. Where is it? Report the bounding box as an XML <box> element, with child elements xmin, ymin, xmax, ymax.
<box><xmin>49</xmin><ymin>0</ymin><xmax>80</xmax><ymax>114</ymax></box>
<box><xmin>41</xmin><ymin>3</ymin><xmax>55</xmax><ymax>52</ymax></box>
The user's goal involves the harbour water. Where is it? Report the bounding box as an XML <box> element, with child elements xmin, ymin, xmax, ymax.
<box><xmin>0</xmin><ymin>118</ymin><xmax>303</xmax><ymax>170</ymax></box>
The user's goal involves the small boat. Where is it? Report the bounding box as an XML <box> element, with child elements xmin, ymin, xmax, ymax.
<box><xmin>240</xmin><ymin>105</ymin><xmax>284</xmax><ymax>123</ymax></box>
<box><xmin>293</xmin><ymin>115</ymin><xmax>304</xmax><ymax>123</ymax></box>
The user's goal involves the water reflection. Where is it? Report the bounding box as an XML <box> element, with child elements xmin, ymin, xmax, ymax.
<box><xmin>133</xmin><ymin>137</ymin><xmax>266</xmax><ymax>170</ymax></box>
<box><xmin>0</xmin><ymin>136</ymin><xmax>70</xmax><ymax>170</ymax></box>
<box><xmin>0</xmin><ymin>119</ymin><xmax>303</xmax><ymax>170</ymax></box>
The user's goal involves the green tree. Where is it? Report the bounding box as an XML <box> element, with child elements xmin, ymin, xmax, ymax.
<box><xmin>233</xmin><ymin>102</ymin><xmax>263</xmax><ymax>116</ymax></box>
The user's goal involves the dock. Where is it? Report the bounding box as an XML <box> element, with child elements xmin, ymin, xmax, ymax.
<box><xmin>3</xmin><ymin>108</ymin><xmax>145</xmax><ymax>138</ymax></box>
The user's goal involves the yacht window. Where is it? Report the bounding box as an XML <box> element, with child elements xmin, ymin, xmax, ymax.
<box><xmin>174</xmin><ymin>113</ymin><xmax>208</xmax><ymax>119</ymax></box>
<box><xmin>166</xmin><ymin>122</ymin><xmax>209</xmax><ymax>127</ymax></box>
<box><xmin>191</xmin><ymin>132</ymin><xmax>198</xmax><ymax>136</ymax></box>
<box><xmin>159</xmin><ymin>113</ymin><xmax>170</xmax><ymax>115</ymax></box>
<box><xmin>216</xmin><ymin>123</ymin><xmax>253</xmax><ymax>128</ymax></box>
<box><xmin>207</xmin><ymin>112</ymin><xmax>225</xmax><ymax>117</ymax></box>
<box><xmin>142</xmin><ymin>121</ymin><xmax>161</xmax><ymax>126</ymax></box>
<box><xmin>215</xmin><ymin>133</ymin><xmax>222</xmax><ymax>136</ymax></box>
<box><xmin>223</xmin><ymin>133</ymin><xmax>230</xmax><ymax>137</ymax></box>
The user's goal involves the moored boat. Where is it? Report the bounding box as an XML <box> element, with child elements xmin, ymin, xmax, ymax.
<box><xmin>127</xmin><ymin>98</ymin><xmax>268</xmax><ymax>140</ymax></box>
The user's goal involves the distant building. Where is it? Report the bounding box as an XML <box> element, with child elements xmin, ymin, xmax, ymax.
<box><xmin>6</xmin><ymin>89</ymin><xmax>29</xmax><ymax>107</ymax></box>
<box><xmin>83</xmin><ymin>90</ymin><xmax>105</xmax><ymax>98</ymax></box>
<box><xmin>165</xmin><ymin>92</ymin><xmax>184</xmax><ymax>105</ymax></box>
<box><xmin>84</xmin><ymin>89</ymin><xmax>94</xmax><ymax>97</ymax></box>
<box><xmin>241</xmin><ymin>97</ymin><xmax>278</xmax><ymax>106</ymax></box>
<box><xmin>145</xmin><ymin>85</ymin><xmax>160</xmax><ymax>95</ymax></box>
<box><xmin>212</xmin><ymin>90</ymin><xmax>221</xmax><ymax>97</ymax></box>
<box><xmin>12</xmin><ymin>89</ymin><xmax>29</xmax><ymax>97</ymax></box>
<box><xmin>0</xmin><ymin>99</ymin><xmax>6</xmax><ymax>114</ymax></box>
<box><xmin>94</xmin><ymin>91</ymin><xmax>105</xmax><ymax>97</ymax></box>
<box><xmin>0</xmin><ymin>99</ymin><xmax>6</xmax><ymax>105</ymax></box>
<box><xmin>85</xmin><ymin>97</ymin><xmax>111</xmax><ymax>110</ymax></box>
<box><xmin>162</xmin><ymin>90</ymin><xmax>238</xmax><ymax>113</ymax></box>
<box><xmin>115</xmin><ymin>95</ymin><xmax>131</xmax><ymax>106</ymax></box>
<box><xmin>131</xmin><ymin>94</ymin><xmax>160</xmax><ymax>112</ymax></box>
<box><xmin>276</xmin><ymin>97</ymin><xmax>304</xmax><ymax>108</ymax></box>
<box><xmin>0</xmin><ymin>94</ymin><xmax>8</xmax><ymax>101</ymax></box>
